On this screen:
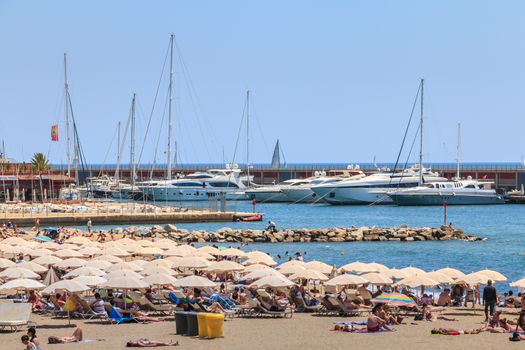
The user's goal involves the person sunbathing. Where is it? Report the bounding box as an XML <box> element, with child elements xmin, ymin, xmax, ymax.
<box><xmin>421</xmin><ymin>303</ymin><xmax>433</xmax><ymax>321</ymax></box>
<box><xmin>437</xmin><ymin>289</ymin><xmax>451</xmax><ymax>306</ymax></box>
<box><xmin>109</xmin><ymin>301</ymin><xmax>162</xmax><ymax>322</ymax></box>
<box><xmin>377</xmin><ymin>304</ymin><xmax>403</xmax><ymax>325</ymax></box>
<box><xmin>126</xmin><ymin>339</ymin><xmax>179</xmax><ymax>347</ymax></box>
<box><xmin>431</xmin><ymin>328</ymin><xmax>480</xmax><ymax>335</ymax></box>
<box><xmin>48</xmin><ymin>327</ymin><xmax>83</xmax><ymax>344</ymax></box>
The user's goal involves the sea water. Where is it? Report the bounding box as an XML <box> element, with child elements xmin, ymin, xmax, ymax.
<box><xmin>89</xmin><ymin>201</ymin><xmax>525</xmax><ymax>289</ymax></box>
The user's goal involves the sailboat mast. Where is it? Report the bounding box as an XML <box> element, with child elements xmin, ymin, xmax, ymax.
<box><xmin>131</xmin><ymin>93</ymin><xmax>136</xmax><ymax>186</ymax></box>
<box><xmin>64</xmin><ymin>53</ymin><xmax>71</xmax><ymax>178</ymax></box>
<box><xmin>456</xmin><ymin>122</ymin><xmax>461</xmax><ymax>179</ymax></box>
<box><xmin>246</xmin><ymin>90</ymin><xmax>251</xmax><ymax>186</ymax></box>
<box><xmin>166</xmin><ymin>34</ymin><xmax>174</xmax><ymax>180</ymax></box>
<box><xmin>418</xmin><ymin>78</ymin><xmax>424</xmax><ymax>185</ymax></box>
<box><xmin>115</xmin><ymin>121</ymin><xmax>121</xmax><ymax>182</ymax></box>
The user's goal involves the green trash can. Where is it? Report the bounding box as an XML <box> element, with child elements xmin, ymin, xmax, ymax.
<box><xmin>175</xmin><ymin>311</ymin><xmax>188</xmax><ymax>335</ymax></box>
<box><xmin>186</xmin><ymin>312</ymin><xmax>199</xmax><ymax>336</ymax></box>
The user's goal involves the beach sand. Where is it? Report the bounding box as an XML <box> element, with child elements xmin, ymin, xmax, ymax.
<box><xmin>2</xmin><ymin>309</ymin><xmax>521</xmax><ymax>350</ymax></box>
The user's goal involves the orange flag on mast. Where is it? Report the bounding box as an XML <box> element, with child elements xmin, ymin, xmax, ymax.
<box><xmin>51</xmin><ymin>124</ymin><xmax>59</xmax><ymax>141</ymax></box>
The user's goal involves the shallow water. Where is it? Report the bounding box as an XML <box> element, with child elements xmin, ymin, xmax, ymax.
<box><xmin>86</xmin><ymin>201</ymin><xmax>525</xmax><ymax>288</ymax></box>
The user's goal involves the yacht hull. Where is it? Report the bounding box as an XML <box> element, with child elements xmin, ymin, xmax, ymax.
<box><xmin>389</xmin><ymin>193</ymin><xmax>505</xmax><ymax>206</ymax></box>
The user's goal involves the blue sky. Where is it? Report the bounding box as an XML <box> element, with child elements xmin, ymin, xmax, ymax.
<box><xmin>1</xmin><ymin>0</ymin><xmax>524</xmax><ymax>165</ymax></box>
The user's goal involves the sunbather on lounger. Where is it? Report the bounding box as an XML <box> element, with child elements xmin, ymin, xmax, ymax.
<box><xmin>48</xmin><ymin>327</ymin><xmax>83</xmax><ymax>344</ymax></box>
<box><xmin>126</xmin><ymin>339</ymin><xmax>179</xmax><ymax>347</ymax></box>
<box><xmin>109</xmin><ymin>301</ymin><xmax>162</xmax><ymax>322</ymax></box>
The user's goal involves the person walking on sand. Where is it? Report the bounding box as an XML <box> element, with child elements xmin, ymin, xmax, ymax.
<box><xmin>483</xmin><ymin>279</ymin><xmax>497</xmax><ymax>322</ymax></box>
<box><xmin>34</xmin><ymin>218</ymin><xmax>40</xmax><ymax>233</ymax></box>
<box><xmin>86</xmin><ymin>219</ymin><xmax>92</xmax><ymax>233</ymax></box>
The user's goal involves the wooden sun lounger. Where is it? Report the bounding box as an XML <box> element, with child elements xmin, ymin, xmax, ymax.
<box><xmin>136</xmin><ymin>296</ymin><xmax>174</xmax><ymax>315</ymax></box>
<box><xmin>78</xmin><ymin>299</ymin><xmax>108</xmax><ymax>320</ymax></box>
<box><xmin>0</xmin><ymin>302</ymin><xmax>32</xmax><ymax>331</ymax></box>
<box><xmin>294</xmin><ymin>296</ymin><xmax>322</xmax><ymax>313</ymax></box>
<box><xmin>250</xmin><ymin>298</ymin><xmax>293</xmax><ymax>318</ymax></box>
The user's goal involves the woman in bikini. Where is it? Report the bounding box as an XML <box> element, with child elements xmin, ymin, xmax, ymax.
<box><xmin>126</xmin><ymin>339</ymin><xmax>179</xmax><ymax>347</ymax></box>
<box><xmin>48</xmin><ymin>327</ymin><xmax>83</xmax><ymax>344</ymax></box>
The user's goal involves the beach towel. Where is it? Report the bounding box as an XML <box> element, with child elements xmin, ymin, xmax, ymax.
<box><xmin>333</xmin><ymin>321</ymin><xmax>367</xmax><ymax>326</ymax></box>
<box><xmin>333</xmin><ymin>328</ymin><xmax>392</xmax><ymax>333</ymax></box>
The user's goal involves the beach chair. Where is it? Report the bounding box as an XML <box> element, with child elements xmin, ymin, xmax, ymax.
<box><xmin>78</xmin><ymin>299</ymin><xmax>107</xmax><ymax>320</ymax></box>
<box><xmin>107</xmin><ymin>307</ymin><xmax>138</xmax><ymax>324</ymax></box>
<box><xmin>252</xmin><ymin>298</ymin><xmax>293</xmax><ymax>318</ymax></box>
<box><xmin>327</xmin><ymin>296</ymin><xmax>361</xmax><ymax>317</ymax></box>
<box><xmin>136</xmin><ymin>296</ymin><xmax>174</xmax><ymax>315</ymax></box>
<box><xmin>0</xmin><ymin>302</ymin><xmax>32</xmax><ymax>331</ymax></box>
<box><xmin>294</xmin><ymin>296</ymin><xmax>322</xmax><ymax>313</ymax></box>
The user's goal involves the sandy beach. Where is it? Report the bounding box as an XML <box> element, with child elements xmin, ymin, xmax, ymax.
<box><xmin>2</xmin><ymin>308</ymin><xmax>523</xmax><ymax>350</ymax></box>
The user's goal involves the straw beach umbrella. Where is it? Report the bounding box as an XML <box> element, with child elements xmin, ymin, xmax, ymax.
<box><xmin>397</xmin><ymin>275</ymin><xmax>438</xmax><ymax>288</ymax></box>
<box><xmin>53</xmin><ymin>249</ymin><xmax>84</xmax><ymax>258</ymax></box>
<box><xmin>385</xmin><ymin>268</ymin><xmax>410</xmax><ymax>280</ymax></box>
<box><xmin>289</xmin><ymin>269</ymin><xmax>329</xmax><ymax>282</ymax></box>
<box><xmin>101</xmin><ymin>276</ymin><xmax>150</xmax><ymax>289</ymax></box>
<box><xmin>206</xmin><ymin>261</ymin><xmax>245</xmax><ymax>273</ymax></box>
<box><xmin>29</xmin><ymin>248</ymin><xmax>55</xmax><ymax>257</ymax></box>
<box><xmin>71</xmin><ymin>275</ymin><xmax>107</xmax><ymax>287</ymax></box>
<box><xmin>95</xmin><ymin>255</ymin><xmax>123</xmax><ymax>263</ymax></box>
<box><xmin>338</xmin><ymin>261</ymin><xmax>376</xmax><ymax>274</ymax></box>
<box><xmin>436</xmin><ymin>267</ymin><xmax>466</xmax><ymax>280</ymax></box>
<box><xmin>18</xmin><ymin>261</ymin><xmax>47</xmax><ymax>273</ymax></box>
<box><xmin>173</xmin><ymin>256</ymin><xmax>210</xmax><ymax>269</ymax></box>
<box><xmin>0</xmin><ymin>257</ymin><xmax>16</xmax><ymax>269</ymax></box>
<box><xmin>304</xmin><ymin>261</ymin><xmax>333</xmax><ymax>274</ymax></box>
<box><xmin>106</xmin><ymin>262</ymin><xmax>143</xmax><ymax>272</ymax></box>
<box><xmin>140</xmin><ymin>266</ymin><xmax>178</xmax><ymax>276</ymax></box>
<box><xmin>143</xmin><ymin>273</ymin><xmax>178</xmax><ymax>286</ymax></box>
<box><xmin>54</xmin><ymin>258</ymin><xmax>87</xmax><ymax>269</ymax></box>
<box><xmin>424</xmin><ymin>271</ymin><xmax>454</xmax><ymax>285</ymax></box>
<box><xmin>83</xmin><ymin>260</ymin><xmax>112</xmax><ymax>270</ymax></box>
<box><xmin>106</xmin><ymin>270</ymin><xmax>143</xmax><ymax>280</ymax></box>
<box><xmin>243</xmin><ymin>264</ymin><xmax>271</xmax><ymax>273</ymax></box>
<box><xmin>278</xmin><ymin>264</ymin><xmax>306</xmax><ymax>276</ymax></box>
<box><xmin>33</xmin><ymin>255</ymin><xmax>63</xmax><ymax>266</ymax></box>
<box><xmin>399</xmin><ymin>266</ymin><xmax>426</xmax><ymax>277</ymax></box>
<box><xmin>198</xmin><ymin>246</ymin><xmax>221</xmax><ymax>255</ymax></box>
<box><xmin>64</xmin><ymin>267</ymin><xmax>106</xmax><ymax>278</ymax></box>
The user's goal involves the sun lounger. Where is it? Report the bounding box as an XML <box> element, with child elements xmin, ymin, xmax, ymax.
<box><xmin>294</xmin><ymin>296</ymin><xmax>322</xmax><ymax>313</ymax></box>
<box><xmin>78</xmin><ymin>299</ymin><xmax>108</xmax><ymax>320</ymax></box>
<box><xmin>247</xmin><ymin>298</ymin><xmax>293</xmax><ymax>318</ymax></box>
<box><xmin>136</xmin><ymin>296</ymin><xmax>174</xmax><ymax>315</ymax></box>
<box><xmin>0</xmin><ymin>302</ymin><xmax>32</xmax><ymax>331</ymax></box>
<box><xmin>108</xmin><ymin>307</ymin><xmax>138</xmax><ymax>324</ymax></box>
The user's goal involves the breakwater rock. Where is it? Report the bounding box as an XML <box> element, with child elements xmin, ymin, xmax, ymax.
<box><xmin>155</xmin><ymin>224</ymin><xmax>481</xmax><ymax>243</ymax></box>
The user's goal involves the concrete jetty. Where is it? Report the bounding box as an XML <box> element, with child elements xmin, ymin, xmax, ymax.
<box><xmin>0</xmin><ymin>202</ymin><xmax>260</xmax><ymax>226</ymax></box>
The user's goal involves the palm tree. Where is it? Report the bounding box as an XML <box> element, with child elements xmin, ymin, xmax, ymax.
<box><xmin>31</xmin><ymin>153</ymin><xmax>51</xmax><ymax>202</ymax></box>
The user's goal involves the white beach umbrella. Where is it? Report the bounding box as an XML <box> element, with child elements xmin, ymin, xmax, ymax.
<box><xmin>219</xmin><ymin>248</ymin><xmax>247</xmax><ymax>258</ymax></box>
<box><xmin>397</xmin><ymin>275</ymin><xmax>438</xmax><ymax>288</ymax></box>
<box><xmin>0</xmin><ymin>267</ymin><xmax>40</xmax><ymax>279</ymax></box>
<box><xmin>64</xmin><ymin>267</ymin><xmax>106</xmax><ymax>278</ymax></box>
<box><xmin>153</xmin><ymin>239</ymin><xmax>178</xmax><ymax>250</ymax></box>
<box><xmin>41</xmin><ymin>242</ymin><xmax>62</xmax><ymax>250</ymax></box>
<box><xmin>29</xmin><ymin>248</ymin><xmax>55</xmax><ymax>257</ymax></box>
<box><xmin>510</xmin><ymin>278</ymin><xmax>525</xmax><ymax>289</ymax></box>
<box><xmin>53</xmin><ymin>249</ymin><xmax>84</xmax><ymax>258</ymax></box>
<box><xmin>400</xmin><ymin>266</ymin><xmax>426</xmax><ymax>276</ymax></box>
<box><xmin>0</xmin><ymin>278</ymin><xmax>45</xmax><ymax>290</ymax></box>
<box><xmin>243</xmin><ymin>268</ymin><xmax>284</xmax><ymax>281</ymax></box>
<box><xmin>106</xmin><ymin>262</ymin><xmax>143</xmax><ymax>272</ymax></box>
<box><xmin>188</xmin><ymin>251</ymin><xmax>216</xmax><ymax>260</ymax></box>
<box><xmin>54</xmin><ymin>258</ymin><xmax>87</xmax><ymax>269</ymax></box>
<box><xmin>385</xmin><ymin>268</ymin><xmax>410</xmax><ymax>280</ymax></box>
<box><xmin>436</xmin><ymin>267</ymin><xmax>466</xmax><ymax>280</ymax></box>
<box><xmin>102</xmin><ymin>276</ymin><xmax>150</xmax><ymax>289</ymax></box>
<box><xmin>143</xmin><ymin>273</ymin><xmax>178</xmax><ymax>286</ymax></box>
<box><xmin>55</xmin><ymin>243</ymin><xmax>80</xmax><ymax>250</ymax></box>
<box><xmin>173</xmin><ymin>256</ymin><xmax>210</xmax><ymax>269</ymax></box>
<box><xmin>71</xmin><ymin>275</ymin><xmax>107</xmax><ymax>287</ymax></box>
<box><xmin>0</xmin><ymin>257</ymin><xmax>16</xmax><ymax>269</ymax></box>
<box><xmin>43</xmin><ymin>280</ymin><xmax>90</xmax><ymax>294</ymax></box>
<box><xmin>249</xmin><ymin>275</ymin><xmax>295</xmax><ymax>288</ymax></box>
<box><xmin>361</xmin><ymin>272</ymin><xmax>394</xmax><ymax>285</ymax></box>
<box><xmin>304</xmin><ymin>260</ymin><xmax>334</xmax><ymax>274</ymax></box>
<box><xmin>143</xmin><ymin>259</ymin><xmax>175</xmax><ymax>269</ymax></box>
<box><xmin>475</xmin><ymin>269</ymin><xmax>507</xmax><ymax>282</ymax></box>
<box><xmin>456</xmin><ymin>273</ymin><xmax>487</xmax><ymax>286</ymax></box>
<box><xmin>18</xmin><ymin>261</ymin><xmax>47</xmax><ymax>273</ymax></box>
<box><xmin>97</xmin><ymin>247</ymin><xmax>130</xmax><ymax>257</ymax></box>
<box><xmin>105</xmin><ymin>270</ymin><xmax>143</xmax><ymax>280</ymax></box>
<box><xmin>338</xmin><ymin>261</ymin><xmax>376</xmax><ymax>274</ymax></box>
<box><xmin>243</xmin><ymin>257</ymin><xmax>277</xmax><ymax>266</ymax></box>
<box><xmin>1</xmin><ymin>237</ymin><xmax>29</xmax><ymax>245</ymax></box>
<box><xmin>78</xmin><ymin>247</ymin><xmax>102</xmax><ymax>256</ymax></box>
<box><xmin>367</xmin><ymin>262</ymin><xmax>390</xmax><ymax>273</ymax></box>
<box><xmin>95</xmin><ymin>255</ymin><xmax>123</xmax><ymax>263</ymax></box>
<box><xmin>83</xmin><ymin>260</ymin><xmax>112</xmax><ymax>270</ymax></box>
<box><xmin>424</xmin><ymin>271</ymin><xmax>454</xmax><ymax>284</ymax></box>
<box><xmin>2</xmin><ymin>245</ymin><xmax>32</xmax><ymax>255</ymax></box>
<box><xmin>33</xmin><ymin>255</ymin><xmax>63</xmax><ymax>266</ymax></box>
<box><xmin>140</xmin><ymin>266</ymin><xmax>178</xmax><ymax>276</ymax></box>
<box><xmin>65</xmin><ymin>237</ymin><xmax>92</xmax><ymax>245</ymax></box>
<box><xmin>138</xmin><ymin>247</ymin><xmax>164</xmax><ymax>256</ymax></box>
<box><xmin>326</xmin><ymin>274</ymin><xmax>368</xmax><ymax>286</ymax></box>
<box><xmin>162</xmin><ymin>248</ymin><xmax>190</xmax><ymax>257</ymax></box>
<box><xmin>206</xmin><ymin>260</ymin><xmax>245</xmax><ymax>273</ymax></box>
<box><xmin>198</xmin><ymin>246</ymin><xmax>221</xmax><ymax>255</ymax></box>
<box><xmin>278</xmin><ymin>264</ymin><xmax>307</xmax><ymax>275</ymax></box>
<box><xmin>289</xmin><ymin>269</ymin><xmax>329</xmax><ymax>281</ymax></box>
<box><xmin>243</xmin><ymin>264</ymin><xmax>271</xmax><ymax>273</ymax></box>
<box><xmin>172</xmin><ymin>275</ymin><xmax>217</xmax><ymax>288</ymax></box>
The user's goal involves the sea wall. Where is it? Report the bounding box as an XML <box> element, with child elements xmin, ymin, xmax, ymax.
<box><xmin>155</xmin><ymin>224</ymin><xmax>481</xmax><ymax>243</ymax></box>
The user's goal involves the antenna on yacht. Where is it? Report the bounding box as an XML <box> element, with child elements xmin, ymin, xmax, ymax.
<box><xmin>418</xmin><ymin>78</ymin><xmax>424</xmax><ymax>185</ymax></box>
<box><xmin>166</xmin><ymin>34</ymin><xmax>174</xmax><ymax>180</ymax></box>
<box><xmin>246</xmin><ymin>90</ymin><xmax>251</xmax><ymax>186</ymax></box>
<box><xmin>64</xmin><ymin>53</ymin><xmax>71</xmax><ymax>178</ymax></box>
<box><xmin>115</xmin><ymin>121</ymin><xmax>121</xmax><ymax>183</ymax></box>
<box><xmin>456</xmin><ymin>122</ymin><xmax>461</xmax><ymax>179</ymax></box>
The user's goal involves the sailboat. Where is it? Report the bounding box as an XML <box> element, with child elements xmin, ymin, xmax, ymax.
<box><xmin>271</xmin><ymin>140</ymin><xmax>280</xmax><ymax>169</ymax></box>
<box><xmin>311</xmin><ymin>79</ymin><xmax>447</xmax><ymax>204</ymax></box>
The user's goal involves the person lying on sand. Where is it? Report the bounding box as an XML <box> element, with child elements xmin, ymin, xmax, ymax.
<box><xmin>126</xmin><ymin>339</ymin><xmax>179</xmax><ymax>347</ymax></box>
<box><xmin>430</xmin><ymin>328</ymin><xmax>481</xmax><ymax>335</ymax></box>
<box><xmin>368</xmin><ymin>305</ymin><xmax>393</xmax><ymax>332</ymax></box>
<box><xmin>48</xmin><ymin>327</ymin><xmax>83</xmax><ymax>344</ymax></box>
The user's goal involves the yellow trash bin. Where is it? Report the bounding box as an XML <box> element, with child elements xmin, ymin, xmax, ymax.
<box><xmin>206</xmin><ymin>313</ymin><xmax>225</xmax><ymax>339</ymax></box>
<box><xmin>197</xmin><ymin>313</ymin><xmax>209</xmax><ymax>338</ymax></box>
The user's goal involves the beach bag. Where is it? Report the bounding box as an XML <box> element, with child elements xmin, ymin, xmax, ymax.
<box><xmin>414</xmin><ymin>314</ymin><xmax>424</xmax><ymax>321</ymax></box>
